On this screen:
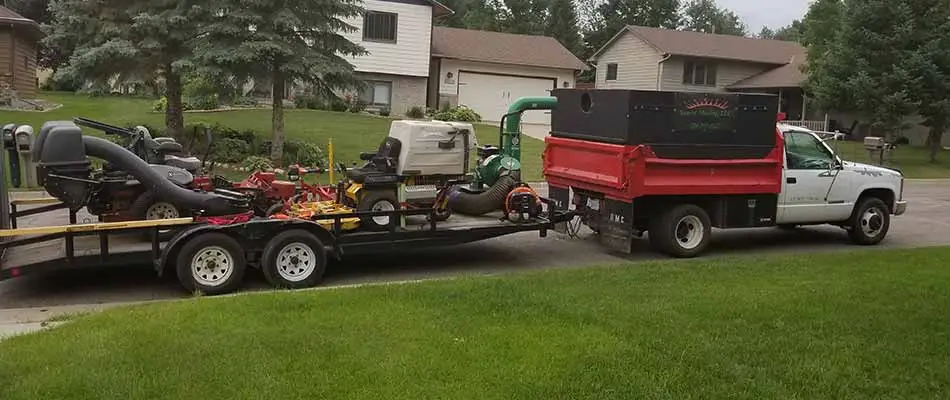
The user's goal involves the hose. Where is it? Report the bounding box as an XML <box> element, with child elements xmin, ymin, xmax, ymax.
<box><xmin>83</xmin><ymin>136</ymin><xmax>241</xmax><ymax>216</ymax></box>
<box><xmin>446</xmin><ymin>173</ymin><xmax>520</xmax><ymax>216</ymax></box>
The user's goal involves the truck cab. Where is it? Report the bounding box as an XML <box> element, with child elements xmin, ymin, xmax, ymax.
<box><xmin>777</xmin><ymin>123</ymin><xmax>907</xmax><ymax>231</ymax></box>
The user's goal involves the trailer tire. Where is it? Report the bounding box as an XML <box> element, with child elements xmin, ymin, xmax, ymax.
<box><xmin>358</xmin><ymin>190</ymin><xmax>399</xmax><ymax>230</ymax></box>
<box><xmin>847</xmin><ymin>196</ymin><xmax>890</xmax><ymax>245</ymax></box>
<box><xmin>649</xmin><ymin>204</ymin><xmax>711</xmax><ymax>258</ymax></box>
<box><xmin>260</xmin><ymin>229</ymin><xmax>328</xmax><ymax>289</ymax></box>
<box><xmin>175</xmin><ymin>232</ymin><xmax>247</xmax><ymax>295</ymax></box>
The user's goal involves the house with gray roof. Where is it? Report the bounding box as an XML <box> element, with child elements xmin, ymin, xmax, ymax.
<box><xmin>589</xmin><ymin>25</ymin><xmax>831</xmax><ymax>132</ymax></box>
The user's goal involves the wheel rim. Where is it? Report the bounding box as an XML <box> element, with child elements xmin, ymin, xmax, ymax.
<box><xmin>675</xmin><ymin>215</ymin><xmax>704</xmax><ymax>250</ymax></box>
<box><xmin>371</xmin><ymin>200</ymin><xmax>395</xmax><ymax>226</ymax></box>
<box><xmin>275</xmin><ymin>242</ymin><xmax>317</xmax><ymax>282</ymax></box>
<box><xmin>146</xmin><ymin>202</ymin><xmax>179</xmax><ymax>220</ymax></box>
<box><xmin>191</xmin><ymin>246</ymin><xmax>234</xmax><ymax>287</ymax></box>
<box><xmin>860</xmin><ymin>206</ymin><xmax>885</xmax><ymax>237</ymax></box>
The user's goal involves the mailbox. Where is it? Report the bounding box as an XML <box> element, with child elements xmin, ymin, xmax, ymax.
<box><xmin>1</xmin><ymin>123</ymin><xmax>20</xmax><ymax>188</ymax></box>
<box><xmin>14</xmin><ymin>125</ymin><xmax>37</xmax><ymax>188</ymax></box>
<box><xmin>863</xmin><ymin>136</ymin><xmax>886</xmax><ymax>151</ymax></box>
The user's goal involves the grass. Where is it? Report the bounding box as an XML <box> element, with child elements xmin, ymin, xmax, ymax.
<box><xmin>0</xmin><ymin>92</ymin><xmax>546</xmax><ymax>183</ymax></box>
<box><xmin>829</xmin><ymin>139</ymin><xmax>950</xmax><ymax>179</ymax></box>
<box><xmin>1</xmin><ymin>247</ymin><xmax>949</xmax><ymax>399</ymax></box>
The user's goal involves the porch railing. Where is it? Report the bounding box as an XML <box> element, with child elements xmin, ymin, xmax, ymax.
<box><xmin>781</xmin><ymin>120</ymin><xmax>828</xmax><ymax>131</ymax></box>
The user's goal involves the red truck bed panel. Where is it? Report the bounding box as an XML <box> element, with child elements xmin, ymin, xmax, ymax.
<box><xmin>543</xmin><ymin>136</ymin><xmax>784</xmax><ymax>202</ymax></box>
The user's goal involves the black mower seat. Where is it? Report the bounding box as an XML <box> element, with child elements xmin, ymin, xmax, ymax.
<box><xmin>346</xmin><ymin>137</ymin><xmax>402</xmax><ymax>184</ymax></box>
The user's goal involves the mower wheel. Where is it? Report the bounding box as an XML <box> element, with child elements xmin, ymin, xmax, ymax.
<box><xmin>130</xmin><ymin>191</ymin><xmax>187</xmax><ymax>241</ymax></box>
<box><xmin>260</xmin><ymin>229</ymin><xmax>328</xmax><ymax>289</ymax></box>
<box><xmin>175</xmin><ymin>232</ymin><xmax>247</xmax><ymax>295</ymax></box>
<box><xmin>358</xmin><ymin>190</ymin><xmax>399</xmax><ymax>230</ymax></box>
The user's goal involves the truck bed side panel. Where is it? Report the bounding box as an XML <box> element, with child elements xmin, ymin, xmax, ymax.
<box><xmin>543</xmin><ymin>136</ymin><xmax>783</xmax><ymax>202</ymax></box>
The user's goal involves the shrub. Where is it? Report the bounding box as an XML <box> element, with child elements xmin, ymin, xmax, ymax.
<box><xmin>153</xmin><ymin>96</ymin><xmax>167</xmax><ymax>112</ymax></box>
<box><xmin>405</xmin><ymin>106</ymin><xmax>425</xmax><ymax>119</ymax></box>
<box><xmin>0</xmin><ymin>82</ymin><xmax>14</xmax><ymax>106</ymax></box>
<box><xmin>347</xmin><ymin>98</ymin><xmax>367</xmax><ymax>113</ymax></box>
<box><xmin>242</xmin><ymin>156</ymin><xmax>273</xmax><ymax>172</ymax></box>
<box><xmin>231</xmin><ymin>96</ymin><xmax>258</xmax><ymax>107</ymax></box>
<box><xmin>213</xmin><ymin>138</ymin><xmax>252</xmax><ymax>163</ymax></box>
<box><xmin>294</xmin><ymin>94</ymin><xmax>324</xmax><ymax>110</ymax></box>
<box><xmin>430</xmin><ymin>105</ymin><xmax>481</xmax><ymax>122</ymax></box>
<box><xmin>378</xmin><ymin>108</ymin><xmax>391</xmax><ymax>117</ymax></box>
<box><xmin>328</xmin><ymin>98</ymin><xmax>348</xmax><ymax>112</ymax></box>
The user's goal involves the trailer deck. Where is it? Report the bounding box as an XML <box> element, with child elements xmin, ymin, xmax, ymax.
<box><xmin>0</xmin><ymin>196</ymin><xmax>562</xmax><ymax>283</ymax></box>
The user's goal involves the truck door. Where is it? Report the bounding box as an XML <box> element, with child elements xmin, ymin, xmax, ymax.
<box><xmin>779</xmin><ymin>130</ymin><xmax>841</xmax><ymax>223</ymax></box>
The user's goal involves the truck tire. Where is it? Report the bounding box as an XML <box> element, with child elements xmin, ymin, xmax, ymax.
<box><xmin>358</xmin><ymin>190</ymin><xmax>399</xmax><ymax>231</ymax></box>
<box><xmin>649</xmin><ymin>204</ymin><xmax>712</xmax><ymax>258</ymax></box>
<box><xmin>847</xmin><ymin>197</ymin><xmax>890</xmax><ymax>245</ymax></box>
<box><xmin>260</xmin><ymin>229</ymin><xmax>328</xmax><ymax>289</ymax></box>
<box><xmin>175</xmin><ymin>232</ymin><xmax>247</xmax><ymax>295</ymax></box>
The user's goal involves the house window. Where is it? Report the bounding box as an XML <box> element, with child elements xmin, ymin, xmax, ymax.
<box><xmin>682</xmin><ymin>61</ymin><xmax>717</xmax><ymax>86</ymax></box>
<box><xmin>363</xmin><ymin>11</ymin><xmax>397</xmax><ymax>43</ymax></box>
<box><xmin>605</xmin><ymin>63</ymin><xmax>618</xmax><ymax>81</ymax></box>
<box><xmin>360</xmin><ymin>80</ymin><xmax>393</xmax><ymax>107</ymax></box>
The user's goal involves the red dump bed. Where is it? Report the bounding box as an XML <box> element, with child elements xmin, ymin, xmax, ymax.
<box><xmin>543</xmin><ymin>132</ymin><xmax>784</xmax><ymax>203</ymax></box>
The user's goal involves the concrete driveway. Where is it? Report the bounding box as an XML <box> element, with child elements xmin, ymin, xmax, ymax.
<box><xmin>1</xmin><ymin>180</ymin><xmax>948</xmax><ymax>313</ymax></box>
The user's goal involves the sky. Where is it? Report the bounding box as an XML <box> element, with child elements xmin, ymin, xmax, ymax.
<box><xmin>715</xmin><ymin>0</ymin><xmax>811</xmax><ymax>33</ymax></box>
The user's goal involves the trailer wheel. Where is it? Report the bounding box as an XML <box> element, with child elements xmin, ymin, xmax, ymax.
<box><xmin>175</xmin><ymin>232</ymin><xmax>247</xmax><ymax>295</ymax></box>
<box><xmin>260</xmin><ymin>229</ymin><xmax>328</xmax><ymax>289</ymax></box>
<box><xmin>847</xmin><ymin>197</ymin><xmax>890</xmax><ymax>245</ymax></box>
<box><xmin>358</xmin><ymin>190</ymin><xmax>399</xmax><ymax>230</ymax></box>
<box><xmin>649</xmin><ymin>204</ymin><xmax>712</xmax><ymax>258</ymax></box>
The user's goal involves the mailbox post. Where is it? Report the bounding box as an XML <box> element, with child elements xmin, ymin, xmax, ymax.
<box><xmin>2</xmin><ymin>123</ymin><xmax>20</xmax><ymax>188</ymax></box>
<box><xmin>863</xmin><ymin>136</ymin><xmax>891</xmax><ymax>166</ymax></box>
<box><xmin>14</xmin><ymin>125</ymin><xmax>36</xmax><ymax>188</ymax></box>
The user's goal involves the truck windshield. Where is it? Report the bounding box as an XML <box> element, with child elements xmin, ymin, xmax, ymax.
<box><xmin>784</xmin><ymin>130</ymin><xmax>835</xmax><ymax>170</ymax></box>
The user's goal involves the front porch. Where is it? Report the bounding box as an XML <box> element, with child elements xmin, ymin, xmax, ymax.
<box><xmin>729</xmin><ymin>86</ymin><xmax>830</xmax><ymax>132</ymax></box>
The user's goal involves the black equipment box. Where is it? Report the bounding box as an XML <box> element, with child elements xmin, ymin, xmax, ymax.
<box><xmin>550</xmin><ymin>89</ymin><xmax>779</xmax><ymax>160</ymax></box>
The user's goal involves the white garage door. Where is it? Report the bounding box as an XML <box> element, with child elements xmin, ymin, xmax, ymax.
<box><xmin>457</xmin><ymin>72</ymin><xmax>554</xmax><ymax>125</ymax></box>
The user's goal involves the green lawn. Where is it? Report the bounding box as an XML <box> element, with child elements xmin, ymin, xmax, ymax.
<box><xmin>830</xmin><ymin>139</ymin><xmax>950</xmax><ymax>179</ymax></box>
<box><xmin>2</xmin><ymin>247</ymin><xmax>949</xmax><ymax>399</ymax></box>
<box><xmin>0</xmin><ymin>92</ymin><xmax>545</xmax><ymax>182</ymax></box>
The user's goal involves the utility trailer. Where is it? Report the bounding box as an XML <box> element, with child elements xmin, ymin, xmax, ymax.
<box><xmin>544</xmin><ymin>89</ymin><xmax>907</xmax><ymax>258</ymax></box>
<box><xmin>0</xmin><ymin>197</ymin><xmax>570</xmax><ymax>295</ymax></box>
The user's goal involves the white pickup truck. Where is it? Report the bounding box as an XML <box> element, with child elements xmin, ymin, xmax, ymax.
<box><xmin>552</xmin><ymin>123</ymin><xmax>909</xmax><ymax>258</ymax></box>
<box><xmin>777</xmin><ymin>123</ymin><xmax>907</xmax><ymax>245</ymax></box>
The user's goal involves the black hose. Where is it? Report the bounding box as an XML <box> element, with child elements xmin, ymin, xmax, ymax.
<box><xmin>83</xmin><ymin>136</ymin><xmax>240</xmax><ymax>216</ymax></box>
<box><xmin>446</xmin><ymin>173</ymin><xmax>519</xmax><ymax>216</ymax></box>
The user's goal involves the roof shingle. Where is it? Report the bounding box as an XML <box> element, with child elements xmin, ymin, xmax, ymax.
<box><xmin>432</xmin><ymin>26</ymin><xmax>587</xmax><ymax>71</ymax></box>
<box><xmin>626</xmin><ymin>25</ymin><xmax>804</xmax><ymax>65</ymax></box>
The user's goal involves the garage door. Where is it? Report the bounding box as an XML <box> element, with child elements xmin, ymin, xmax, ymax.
<box><xmin>457</xmin><ymin>72</ymin><xmax>554</xmax><ymax>125</ymax></box>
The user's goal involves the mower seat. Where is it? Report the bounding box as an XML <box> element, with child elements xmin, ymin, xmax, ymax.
<box><xmin>345</xmin><ymin>137</ymin><xmax>401</xmax><ymax>184</ymax></box>
<box><xmin>164</xmin><ymin>154</ymin><xmax>202</xmax><ymax>172</ymax></box>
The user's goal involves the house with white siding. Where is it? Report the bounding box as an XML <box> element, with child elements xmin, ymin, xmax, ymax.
<box><xmin>339</xmin><ymin>0</ymin><xmax>585</xmax><ymax>121</ymax></box>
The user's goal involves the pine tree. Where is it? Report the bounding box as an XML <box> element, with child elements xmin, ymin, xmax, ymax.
<box><xmin>195</xmin><ymin>0</ymin><xmax>366</xmax><ymax>164</ymax></box>
<box><xmin>46</xmin><ymin>0</ymin><xmax>204</xmax><ymax>137</ymax></box>
<box><xmin>546</xmin><ymin>0</ymin><xmax>584</xmax><ymax>55</ymax></box>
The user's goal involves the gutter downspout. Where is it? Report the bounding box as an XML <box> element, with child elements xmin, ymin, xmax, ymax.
<box><xmin>656</xmin><ymin>53</ymin><xmax>671</xmax><ymax>91</ymax></box>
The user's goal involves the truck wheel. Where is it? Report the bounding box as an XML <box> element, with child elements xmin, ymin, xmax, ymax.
<box><xmin>847</xmin><ymin>197</ymin><xmax>890</xmax><ymax>245</ymax></box>
<box><xmin>358</xmin><ymin>190</ymin><xmax>399</xmax><ymax>230</ymax></box>
<box><xmin>649</xmin><ymin>204</ymin><xmax>712</xmax><ymax>258</ymax></box>
<box><xmin>175</xmin><ymin>232</ymin><xmax>247</xmax><ymax>295</ymax></box>
<box><xmin>260</xmin><ymin>229</ymin><xmax>328</xmax><ymax>289</ymax></box>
